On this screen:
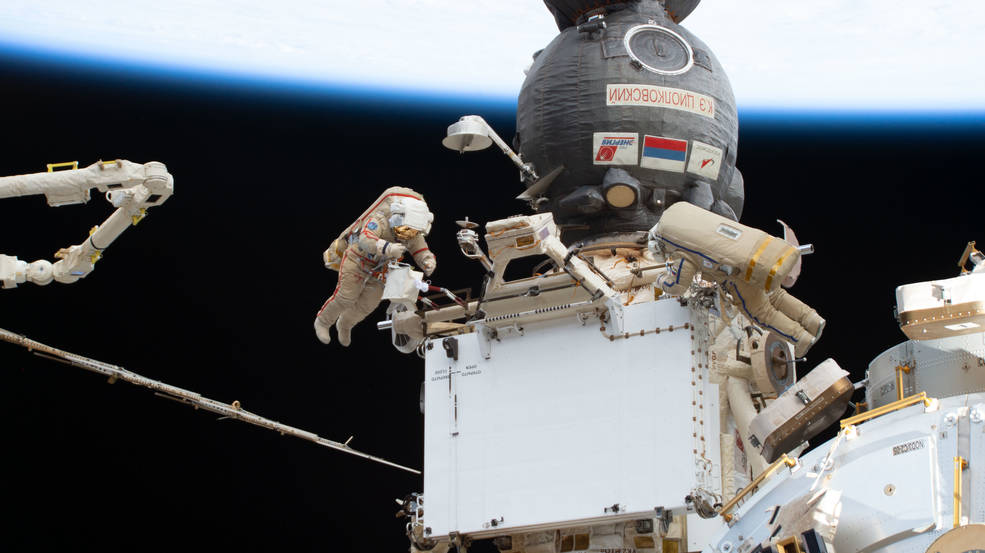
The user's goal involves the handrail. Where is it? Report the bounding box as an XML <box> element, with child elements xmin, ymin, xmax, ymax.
<box><xmin>954</xmin><ymin>456</ymin><xmax>968</xmax><ymax>527</ymax></box>
<box><xmin>895</xmin><ymin>364</ymin><xmax>911</xmax><ymax>401</ymax></box>
<box><xmin>719</xmin><ymin>454</ymin><xmax>798</xmax><ymax>522</ymax></box>
<box><xmin>840</xmin><ymin>392</ymin><xmax>933</xmax><ymax>429</ymax></box>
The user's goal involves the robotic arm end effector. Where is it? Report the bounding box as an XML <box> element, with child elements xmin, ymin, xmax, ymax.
<box><xmin>0</xmin><ymin>255</ymin><xmax>54</xmax><ymax>288</ymax></box>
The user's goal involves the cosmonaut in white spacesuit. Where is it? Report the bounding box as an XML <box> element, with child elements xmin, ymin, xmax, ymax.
<box><xmin>650</xmin><ymin>201</ymin><xmax>824</xmax><ymax>357</ymax></box>
<box><xmin>314</xmin><ymin>187</ymin><xmax>436</xmax><ymax>346</ymax></box>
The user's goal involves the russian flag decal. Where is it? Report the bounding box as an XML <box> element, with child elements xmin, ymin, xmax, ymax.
<box><xmin>640</xmin><ymin>135</ymin><xmax>687</xmax><ymax>173</ymax></box>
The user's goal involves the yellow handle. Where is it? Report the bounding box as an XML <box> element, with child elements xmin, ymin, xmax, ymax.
<box><xmin>954</xmin><ymin>456</ymin><xmax>968</xmax><ymax>527</ymax></box>
<box><xmin>840</xmin><ymin>391</ymin><xmax>932</xmax><ymax>429</ymax></box>
<box><xmin>720</xmin><ymin>453</ymin><xmax>798</xmax><ymax>522</ymax></box>
<box><xmin>46</xmin><ymin>161</ymin><xmax>78</xmax><ymax>172</ymax></box>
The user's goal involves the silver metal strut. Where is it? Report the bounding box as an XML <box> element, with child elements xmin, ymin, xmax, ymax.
<box><xmin>0</xmin><ymin>327</ymin><xmax>420</xmax><ymax>475</ymax></box>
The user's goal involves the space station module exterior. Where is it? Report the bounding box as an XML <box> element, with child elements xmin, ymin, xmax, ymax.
<box><xmin>315</xmin><ymin>187</ymin><xmax>436</xmax><ymax>346</ymax></box>
<box><xmin>651</xmin><ymin>201</ymin><xmax>824</xmax><ymax>356</ymax></box>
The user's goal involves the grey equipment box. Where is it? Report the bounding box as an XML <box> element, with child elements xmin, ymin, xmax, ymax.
<box><xmin>748</xmin><ymin>358</ymin><xmax>854</xmax><ymax>462</ymax></box>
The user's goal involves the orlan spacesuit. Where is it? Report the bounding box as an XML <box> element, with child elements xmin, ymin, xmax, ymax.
<box><xmin>650</xmin><ymin>201</ymin><xmax>824</xmax><ymax>357</ymax></box>
<box><xmin>314</xmin><ymin>187</ymin><xmax>436</xmax><ymax>346</ymax></box>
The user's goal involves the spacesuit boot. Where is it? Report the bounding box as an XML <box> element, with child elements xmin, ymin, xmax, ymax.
<box><xmin>728</xmin><ymin>281</ymin><xmax>816</xmax><ymax>358</ymax></box>
<box><xmin>335</xmin><ymin>320</ymin><xmax>351</xmax><ymax>347</ymax></box>
<box><xmin>334</xmin><ymin>279</ymin><xmax>385</xmax><ymax>348</ymax></box>
<box><xmin>314</xmin><ymin>318</ymin><xmax>333</xmax><ymax>344</ymax></box>
<box><xmin>791</xmin><ymin>331</ymin><xmax>816</xmax><ymax>359</ymax></box>
<box><xmin>769</xmin><ymin>288</ymin><xmax>826</xmax><ymax>339</ymax></box>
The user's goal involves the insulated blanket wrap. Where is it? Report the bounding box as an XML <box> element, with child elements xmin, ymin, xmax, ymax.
<box><xmin>519</xmin><ymin>0</ymin><xmax>740</xmax><ymax>241</ymax></box>
<box><xmin>655</xmin><ymin>202</ymin><xmax>799</xmax><ymax>293</ymax></box>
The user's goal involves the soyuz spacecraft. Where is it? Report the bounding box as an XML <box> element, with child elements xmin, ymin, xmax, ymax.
<box><xmin>2</xmin><ymin>1</ymin><xmax>983</xmax><ymax>552</ymax></box>
<box><xmin>513</xmin><ymin>0</ymin><xmax>742</xmax><ymax>240</ymax></box>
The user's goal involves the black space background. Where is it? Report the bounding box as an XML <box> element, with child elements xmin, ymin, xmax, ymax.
<box><xmin>1</xmin><ymin>52</ymin><xmax>983</xmax><ymax>552</ymax></box>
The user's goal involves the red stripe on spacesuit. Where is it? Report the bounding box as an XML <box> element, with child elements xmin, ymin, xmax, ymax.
<box><xmin>316</xmin><ymin>250</ymin><xmax>374</xmax><ymax>316</ymax></box>
<box><xmin>346</xmin><ymin>193</ymin><xmax>422</xmax><ymax>235</ymax></box>
<box><xmin>361</xmin><ymin>219</ymin><xmax>381</xmax><ymax>237</ymax></box>
<box><xmin>317</xmin><ymin>250</ymin><xmax>349</xmax><ymax>316</ymax></box>
<box><xmin>347</xmin><ymin>249</ymin><xmax>375</xmax><ymax>266</ymax></box>
<box><xmin>412</xmin><ymin>247</ymin><xmax>429</xmax><ymax>256</ymax></box>
<box><xmin>363</xmin><ymin>193</ymin><xmax>420</xmax><ymax>220</ymax></box>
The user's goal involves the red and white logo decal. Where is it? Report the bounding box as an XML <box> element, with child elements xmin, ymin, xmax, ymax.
<box><xmin>592</xmin><ymin>133</ymin><xmax>639</xmax><ymax>165</ymax></box>
<box><xmin>686</xmin><ymin>140</ymin><xmax>724</xmax><ymax>180</ymax></box>
<box><xmin>596</xmin><ymin>145</ymin><xmax>617</xmax><ymax>162</ymax></box>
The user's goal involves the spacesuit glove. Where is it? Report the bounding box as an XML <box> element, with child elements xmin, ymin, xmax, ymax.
<box><xmin>421</xmin><ymin>258</ymin><xmax>436</xmax><ymax>276</ymax></box>
<box><xmin>383</xmin><ymin>242</ymin><xmax>407</xmax><ymax>260</ymax></box>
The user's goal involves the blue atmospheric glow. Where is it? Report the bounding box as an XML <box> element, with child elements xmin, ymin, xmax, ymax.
<box><xmin>0</xmin><ymin>40</ymin><xmax>517</xmax><ymax>117</ymax></box>
<box><xmin>2</xmin><ymin>40</ymin><xmax>984</xmax><ymax>133</ymax></box>
<box><xmin>738</xmin><ymin>107</ymin><xmax>985</xmax><ymax>135</ymax></box>
<box><xmin>740</xmin><ymin>106</ymin><xmax>985</xmax><ymax>128</ymax></box>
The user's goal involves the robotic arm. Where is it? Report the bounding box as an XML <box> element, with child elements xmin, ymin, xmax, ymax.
<box><xmin>0</xmin><ymin>159</ymin><xmax>173</xmax><ymax>288</ymax></box>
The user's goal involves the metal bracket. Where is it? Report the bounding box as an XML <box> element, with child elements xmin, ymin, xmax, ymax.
<box><xmin>448</xmin><ymin>532</ymin><xmax>471</xmax><ymax>553</ymax></box>
<box><xmin>605</xmin><ymin>299</ymin><xmax>625</xmax><ymax>334</ymax></box>
<box><xmin>958</xmin><ymin>240</ymin><xmax>982</xmax><ymax>274</ymax></box>
<box><xmin>795</xmin><ymin>390</ymin><xmax>810</xmax><ymax>405</ymax></box>
<box><xmin>653</xmin><ymin>507</ymin><xmax>672</xmax><ymax>535</ymax></box>
<box><xmin>477</xmin><ymin>324</ymin><xmax>493</xmax><ymax>360</ymax></box>
<box><xmin>604</xmin><ymin>503</ymin><xmax>623</xmax><ymax>514</ymax></box>
<box><xmin>482</xmin><ymin>516</ymin><xmax>504</xmax><ymax>529</ymax></box>
<box><xmin>576</xmin><ymin>311</ymin><xmax>594</xmax><ymax>326</ymax></box>
<box><xmin>442</xmin><ymin>337</ymin><xmax>459</xmax><ymax>361</ymax></box>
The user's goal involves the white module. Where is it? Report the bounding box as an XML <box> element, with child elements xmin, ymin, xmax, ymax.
<box><xmin>420</xmin><ymin>298</ymin><xmax>709</xmax><ymax>538</ymax></box>
<box><xmin>896</xmin><ymin>271</ymin><xmax>985</xmax><ymax>340</ymax></box>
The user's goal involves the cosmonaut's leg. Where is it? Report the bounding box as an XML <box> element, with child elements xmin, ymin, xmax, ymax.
<box><xmin>768</xmin><ymin>288</ymin><xmax>825</xmax><ymax>339</ymax></box>
<box><xmin>335</xmin><ymin>278</ymin><xmax>385</xmax><ymax>347</ymax></box>
<box><xmin>314</xmin><ymin>253</ymin><xmax>367</xmax><ymax>344</ymax></box>
<box><xmin>727</xmin><ymin>281</ymin><xmax>815</xmax><ymax>357</ymax></box>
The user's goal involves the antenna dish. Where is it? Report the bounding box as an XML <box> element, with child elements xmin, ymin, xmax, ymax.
<box><xmin>456</xmin><ymin>217</ymin><xmax>479</xmax><ymax>230</ymax></box>
<box><xmin>442</xmin><ymin>117</ymin><xmax>492</xmax><ymax>152</ymax></box>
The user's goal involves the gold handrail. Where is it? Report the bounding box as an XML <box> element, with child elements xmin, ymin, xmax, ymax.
<box><xmin>954</xmin><ymin>456</ymin><xmax>968</xmax><ymax>527</ymax></box>
<box><xmin>840</xmin><ymin>392</ymin><xmax>933</xmax><ymax>429</ymax></box>
<box><xmin>895</xmin><ymin>364</ymin><xmax>911</xmax><ymax>401</ymax></box>
<box><xmin>46</xmin><ymin>160</ymin><xmax>78</xmax><ymax>172</ymax></box>
<box><xmin>719</xmin><ymin>454</ymin><xmax>798</xmax><ymax>522</ymax></box>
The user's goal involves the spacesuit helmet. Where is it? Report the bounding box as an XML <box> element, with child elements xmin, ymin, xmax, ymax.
<box><xmin>389</xmin><ymin>197</ymin><xmax>434</xmax><ymax>236</ymax></box>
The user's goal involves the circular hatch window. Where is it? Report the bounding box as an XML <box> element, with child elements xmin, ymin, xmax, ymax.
<box><xmin>624</xmin><ymin>24</ymin><xmax>694</xmax><ymax>75</ymax></box>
